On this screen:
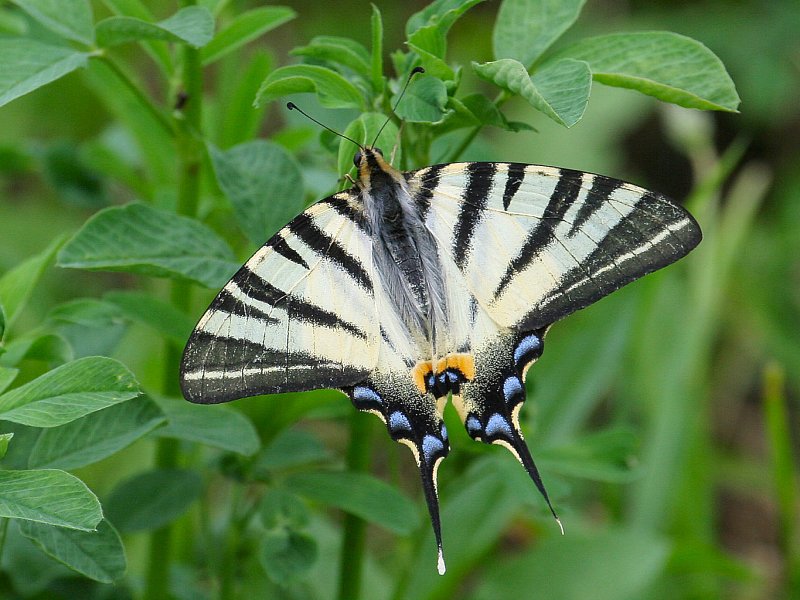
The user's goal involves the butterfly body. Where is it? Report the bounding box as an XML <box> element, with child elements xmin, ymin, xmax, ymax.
<box><xmin>181</xmin><ymin>147</ymin><xmax>701</xmax><ymax>574</ymax></box>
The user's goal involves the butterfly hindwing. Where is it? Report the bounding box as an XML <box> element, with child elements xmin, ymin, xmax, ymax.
<box><xmin>180</xmin><ymin>192</ymin><xmax>380</xmax><ymax>403</ymax></box>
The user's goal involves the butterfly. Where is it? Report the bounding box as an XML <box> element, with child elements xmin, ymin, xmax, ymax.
<box><xmin>180</xmin><ymin>127</ymin><xmax>701</xmax><ymax>575</ymax></box>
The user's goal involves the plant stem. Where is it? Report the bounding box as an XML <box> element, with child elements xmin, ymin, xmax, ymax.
<box><xmin>337</xmin><ymin>411</ymin><xmax>373</xmax><ymax>600</ymax></box>
<box><xmin>97</xmin><ymin>55</ymin><xmax>175</xmax><ymax>138</ymax></box>
<box><xmin>144</xmin><ymin>5</ymin><xmax>204</xmax><ymax>595</ymax></box>
<box><xmin>0</xmin><ymin>518</ymin><xmax>8</xmax><ymax>562</ymax></box>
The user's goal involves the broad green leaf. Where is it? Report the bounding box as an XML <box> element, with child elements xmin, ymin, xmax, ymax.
<box><xmin>57</xmin><ymin>203</ymin><xmax>239</xmax><ymax>289</ymax></box>
<box><xmin>18</xmin><ymin>519</ymin><xmax>126</xmax><ymax>583</ymax></box>
<box><xmin>209</xmin><ymin>141</ymin><xmax>304</xmax><ymax>245</ymax></box>
<box><xmin>153</xmin><ymin>397</ymin><xmax>260</xmax><ymax>456</ymax></box>
<box><xmin>11</xmin><ymin>0</ymin><xmax>94</xmax><ymax>45</ymax></box>
<box><xmin>393</xmin><ymin>75</ymin><xmax>448</xmax><ymax>123</ymax></box>
<box><xmin>461</xmin><ymin>93</ymin><xmax>531</xmax><ymax>131</ymax></box>
<box><xmin>473</xmin><ymin>58</ymin><xmax>590</xmax><ymax>127</ymax></box>
<box><xmin>105</xmin><ymin>469</ymin><xmax>202</xmax><ymax>532</ymax></box>
<box><xmin>255</xmin><ymin>428</ymin><xmax>329</xmax><ymax>473</ymax></box>
<box><xmin>493</xmin><ymin>0</ymin><xmax>586</xmax><ymax>68</ymax></box>
<box><xmin>0</xmin><ymin>8</ymin><xmax>28</xmax><ymax>35</ymax></box>
<box><xmin>0</xmin><ymin>469</ymin><xmax>101</xmax><ymax>530</ymax></box>
<box><xmin>0</xmin><ymin>356</ymin><xmax>140</xmax><ymax>428</ymax></box>
<box><xmin>255</xmin><ymin>64</ymin><xmax>364</xmax><ymax>109</ymax></box>
<box><xmin>0</xmin><ymin>432</ymin><xmax>13</xmax><ymax>459</ymax></box>
<box><xmin>217</xmin><ymin>51</ymin><xmax>272</xmax><ymax>148</ymax></box>
<box><xmin>100</xmin><ymin>0</ymin><xmax>172</xmax><ymax>74</ymax></box>
<box><xmin>557</xmin><ymin>31</ymin><xmax>740</xmax><ymax>111</ymax></box>
<box><xmin>0</xmin><ymin>235</ymin><xmax>64</xmax><ymax>328</ymax></box>
<box><xmin>471</xmin><ymin>529</ymin><xmax>669</xmax><ymax>600</ymax></box>
<box><xmin>259</xmin><ymin>489</ymin><xmax>310</xmax><ymax>529</ymax></box>
<box><xmin>259</xmin><ymin>528</ymin><xmax>317</xmax><ymax>584</ymax></box>
<box><xmin>406</xmin><ymin>0</ymin><xmax>486</xmax><ymax>36</ymax></box>
<box><xmin>0</xmin><ymin>332</ymin><xmax>73</xmax><ymax>368</ymax></box>
<box><xmin>46</xmin><ymin>299</ymin><xmax>127</xmax><ymax>359</ymax></box>
<box><xmin>291</xmin><ymin>36</ymin><xmax>371</xmax><ymax>81</ymax></box>
<box><xmin>104</xmin><ymin>291</ymin><xmax>194</xmax><ymax>344</ymax></box>
<box><xmin>28</xmin><ymin>397</ymin><xmax>165</xmax><ymax>470</ymax></box>
<box><xmin>96</xmin><ymin>6</ymin><xmax>214</xmax><ymax>48</ymax></box>
<box><xmin>202</xmin><ymin>6</ymin><xmax>295</xmax><ymax>65</ymax></box>
<box><xmin>284</xmin><ymin>471</ymin><xmax>419</xmax><ymax>535</ymax></box>
<box><xmin>42</xmin><ymin>142</ymin><xmax>108</xmax><ymax>208</ymax></box>
<box><xmin>336</xmin><ymin>112</ymin><xmax>400</xmax><ymax>180</ymax></box>
<box><xmin>0</xmin><ymin>38</ymin><xmax>88</xmax><ymax>109</ymax></box>
<box><xmin>0</xmin><ymin>368</ymin><xmax>18</xmax><ymax>395</ymax></box>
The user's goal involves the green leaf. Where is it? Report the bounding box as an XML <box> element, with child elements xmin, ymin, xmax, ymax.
<box><xmin>473</xmin><ymin>58</ymin><xmax>590</xmax><ymax>127</ymax></box>
<box><xmin>0</xmin><ymin>333</ymin><xmax>73</xmax><ymax>369</ymax></box>
<box><xmin>254</xmin><ymin>64</ymin><xmax>364</xmax><ymax>109</ymax></box>
<box><xmin>11</xmin><ymin>0</ymin><xmax>94</xmax><ymax>45</ymax></box>
<box><xmin>0</xmin><ymin>432</ymin><xmax>13</xmax><ymax>459</ymax></box>
<box><xmin>336</xmin><ymin>112</ymin><xmax>400</xmax><ymax>180</ymax></box>
<box><xmin>284</xmin><ymin>471</ymin><xmax>419</xmax><ymax>535</ymax></box>
<box><xmin>472</xmin><ymin>529</ymin><xmax>669</xmax><ymax>600</ymax></box>
<box><xmin>393</xmin><ymin>75</ymin><xmax>449</xmax><ymax>123</ymax></box>
<box><xmin>201</xmin><ymin>6</ymin><xmax>295</xmax><ymax>65</ymax></box>
<box><xmin>57</xmin><ymin>203</ymin><xmax>239</xmax><ymax>289</ymax></box>
<box><xmin>0</xmin><ymin>356</ymin><xmax>140</xmax><ymax>428</ymax></box>
<box><xmin>0</xmin><ymin>469</ymin><xmax>101</xmax><ymax>530</ymax></box>
<box><xmin>18</xmin><ymin>519</ymin><xmax>126</xmax><ymax>583</ymax></box>
<box><xmin>209</xmin><ymin>141</ymin><xmax>304</xmax><ymax>245</ymax></box>
<box><xmin>0</xmin><ymin>368</ymin><xmax>18</xmax><ymax>395</ymax></box>
<box><xmin>255</xmin><ymin>428</ymin><xmax>329</xmax><ymax>473</ymax></box>
<box><xmin>0</xmin><ymin>38</ymin><xmax>88</xmax><ymax>109</ymax></box>
<box><xmin>27</xmin><ymin>397</ymin><xmax>166</xmax><ymax>470</ymax></box>
<box><xmin>406</xmin><ymin>0</ymin><xmax>486</xmax><ymax>36</ymax></box>
<box><xmin>0</xmin><ymin>235</ymin><xmax>64</xmax><ymax>329</ymax></box>
<box><xmin>557</xmin><ymin>31</ymin><xmax>740</xmax><ymax>112</ymax></box>
<box><xmin>493</xmin><ymin>0</ymin><xmax>586</xmax><ymax>68</ymax></box>
<box><xmin>539</xmin><ymin>427</ymin><xmax>640</xmax><ymax>483</ymax></box>
<box><xmin>259</xmin><ymin>488</ymin><xmax>309</xmax><ymax>529</ymax></box>
<box><xmin>0</xmin><ymin>8</ymin><xmax>29</xmax><ymax>35</ymax></box>
<box><xmin>0</xmin><ymin>303</ymin><xmax>5</xmax><ymax>340</ymax></box>
<box><xmin>42</xmin><ymin>141</ymin><xmax>108</xmax><ymax>208</ymax></box>
<box><xmin>153</xmin><ymin>397</ymin><xmax>260</xmax><ymax>456</ymax></box>
<box><xmin>460</xmin><ymin>93</ymin><xmax>531</xmax><ymax>131</ymax></box>
<box><xmin>104</xmin><ymin>291</ymin><xmax>195</xmax><ymax>344</ymax></box>
<box><xmin>217</xmin><ymin>52</ymin><xmax>272</xmax><ymax>148</ymax></box>
<box><xmin>258</xmin><ymin>528</ymin><xmax>317</xmax><ymax>585</ymax></box>
<box><xmin>105</xmin><ymin>469</ymin><xmax>202</xmax><ymax>532</ymax></box>
<box><xmin>291</xmin><ymin>36</ymin><xmax>371</xmax><ymax>81</ymax></box>
<box><xmin>95</xmin><ymin>6</ymin><xmax>214</xmax><ymax>48</ymax></box>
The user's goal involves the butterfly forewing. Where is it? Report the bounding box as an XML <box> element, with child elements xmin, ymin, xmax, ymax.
<box><xmin>180</xmin><ymin>193</ymin><xmax>380</xmax><ymax>404</ymax></box>
<box><xmin>410</xmin><ymin>162</ymin><xmax>701</xmax><ymax>331</ymax></box>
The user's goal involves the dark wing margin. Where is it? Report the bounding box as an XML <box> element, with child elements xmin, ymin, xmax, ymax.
<box><xmin>180</xmin><ymin>193</ymin><xmax>379</xmax><ymax>404</ymax></box>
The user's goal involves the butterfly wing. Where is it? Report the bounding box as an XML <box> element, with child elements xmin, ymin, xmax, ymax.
<box><xmin>180</xmin><ymin>192</ymin><xmax>380</xmax><ymax>404</ymax></box>
<box><xmin>406</xmin><ymin>161</ymin><xmax>701</xmax><ymax>520</ymax></box>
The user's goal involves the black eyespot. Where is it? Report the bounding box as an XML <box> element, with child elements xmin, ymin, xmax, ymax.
<box><xmin>353</xmin><ymin>151</ymin><xmax>363</xmax><ymax>167</ymax></box>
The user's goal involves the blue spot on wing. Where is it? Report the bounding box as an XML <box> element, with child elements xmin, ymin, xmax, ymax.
<box><xmin>485</xmin><ymin>413</ymin><xmax>513</xmax><ymax>438</ymax></box>
<box><xmin>503</xmin><ymin>376</ymin><xmax>524</xmax><ymax>403</ymax></box>
<box><xmin>353</xmin><ymin>386</ymin><xmax>382</xmax><ymax>404</ymax></box>
<box><xmin>422</xmin><ymin>435</ymin><xmax>444</xmax><ymax>461</ymax></box>
<box><xmin>466</xmin><ymin>416</ymin><xmax>482</xmax><ymax>435</ymax></box>
<box><xmin>514</xmin><ymin>334</ymin><xmax>541</xmax><ymax>365</ymax></box>
<box><xmin>389</xmin><ymin>411</ymin><xmax>412</xmax><ymax>432</ymax></box>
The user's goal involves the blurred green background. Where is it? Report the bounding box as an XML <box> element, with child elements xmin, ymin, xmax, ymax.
<box><xmin>0</xmin><ymin>1</ymin><xmax>798</xmax><ymax>599</ymax></box>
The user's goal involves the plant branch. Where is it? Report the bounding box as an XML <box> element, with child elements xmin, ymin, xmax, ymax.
<box><xmin>443</xmin><ymin>90</ymin><xmax>510</xmax><ymax>163</ymax></box>
<box><xmin>337</xmin><ymin>411</ymin><xmax>373</xmax><ymax>600</ymax></box>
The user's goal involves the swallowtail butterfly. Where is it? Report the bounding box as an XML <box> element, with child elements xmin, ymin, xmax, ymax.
<box><xmin>180</xmin><ymin>97</ymin><xmax>701</xmax><ymax>574</ymax></box>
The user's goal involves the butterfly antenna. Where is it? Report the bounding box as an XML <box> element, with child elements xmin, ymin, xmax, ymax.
<box><xmin>286</xmin><ymin>102</ymin><xmax>363</xmax><ymax>149</ymax></box>
<box><xmin>371</xmin><ymin>66</ymin><xmax>425</xmax><ymax>148</ymax></box>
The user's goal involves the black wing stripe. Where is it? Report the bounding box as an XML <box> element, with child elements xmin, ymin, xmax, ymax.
<box><xmin>237</xmin><ymin>269</ymin><xmax>369</xmax><ymax>340</ymax></box>
<box><xmin>266</xmin><ymin>233</ymin><xmax>309</xmax><ymax>269</ymax></box>
<box><xmin>288</xmin><ymin>213</ymin><xmax>373</xmax><ymax>293</ymax></box>
<box><xmin>322</xmin><ymin>196</ymin><xmax>370</xmax><ymax>234</ymax></box>
<box><xmin>415</xmin><ymin>164</ymin><xmax>446</xmax><ymax>217</ymax></box>
<box><xmin>502</xmin><ymin>162</ymin><xmax>526</xmax><ymax>210</ymax></box>
<box><xmin>568</xmin><ymin>175</ymin><xmax>622</xmax><ymax>236</ymax></box>
<box><xmin>453</xmin><ymin>163</ymin><xmax>496</xmax><ymax>269</ymax></box>
<box><xmin>493</xmin><ymin>168</ymin><xmax>583</xmax><ymax>299</ymax></box>
<box><xmin>212</xmin><ymin>288</ymin><xmax>279</xmax><ymax>324</ymax></box>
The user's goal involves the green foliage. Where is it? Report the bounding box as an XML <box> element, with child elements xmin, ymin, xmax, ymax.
<box><xmin>0</xmin><ymin>0</ymin><xmax>788</xmax><ymax>598</ymax></box>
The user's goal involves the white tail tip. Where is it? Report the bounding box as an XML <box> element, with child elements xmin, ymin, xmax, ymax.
<box><xmin>437</xmin><ymin>547</ymin><xmax>446</xmax><ymax>575</ymax></box>
<box><xmin>556</xmin><ymin>516</ymin><xmax>565</xmax><ymax>536</ymax></box>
